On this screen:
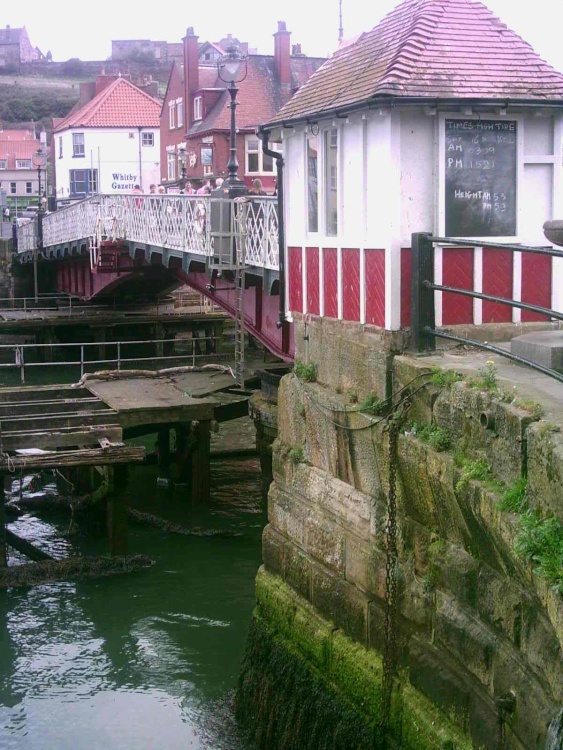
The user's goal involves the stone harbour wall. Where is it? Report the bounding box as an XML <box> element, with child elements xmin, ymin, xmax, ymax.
<box><xmin>238</xmin><ymin>315</ymin><xmax>563</xmax><ymax>750</ymax></box>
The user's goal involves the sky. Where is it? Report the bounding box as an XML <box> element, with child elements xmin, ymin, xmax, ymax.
<box><xmin>7</xmin><ymin>0</ymin><xmax>563</xmax><ymax>73</ymax></box>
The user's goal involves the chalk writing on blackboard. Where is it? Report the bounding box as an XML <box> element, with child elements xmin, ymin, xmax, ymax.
<box><xmin>445</xmin><ymin>119</ymin><xmax>517</xmax><ymax>237</ymax></box>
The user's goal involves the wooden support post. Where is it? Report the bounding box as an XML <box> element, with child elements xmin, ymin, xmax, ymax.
<box><xmin>0</xmin><ymin>474</ymin><xmax>6</xmax><ymax>567</ymax></box>
<box><xmin>94</xmin><ymin>328</ymin><xmax>107</xmax><ymax>363</ymax></box>
<box><xmin>157</xmin><ymin>427</ymin><xmax>171</xmax><ymax>485</ymax></box>
<box><xmin>189</xmin><ymin>420</ymin><xmax>211</xmax><ymax>503</ymax></box>
<box><xmin>107</xmin><ymin>465</ymin><xmax>128</xmax><ymax>556</ymax></box>
<box><xmin>175</xmin><ymin>423</ymin><xmax>191</xmax><ymax>484</ymax></box>
<box><xmin>155</xmin><ymin>323</ymin><xmax>164</xmax><ymax>359</ymax></box>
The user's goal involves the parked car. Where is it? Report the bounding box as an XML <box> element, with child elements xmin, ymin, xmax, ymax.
<box><xmin>20</xmin><ymin>206</ymin><xmax>40</xmax><ymax>219</ymax></box>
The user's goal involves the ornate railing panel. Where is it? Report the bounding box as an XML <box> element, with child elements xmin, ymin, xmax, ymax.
<box><xmin>17</xmin><ymin>193</ymin><xmax>280</xmax><ymax>271</ymax></box>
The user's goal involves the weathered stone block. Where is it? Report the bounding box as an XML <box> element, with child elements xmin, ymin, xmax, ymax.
<box><xmin>345</xmin><ymin>534</ymin><xmax>386</xmax><ymax>597</ymax></box>
<box><xmin>397</xmin><ymin>435</ymin><xmax>469</xmax><ymax>547</ymax></box>
<box><xmin>276</xmin><ymin>374</ymin><xmax>306</xmax><ymax>447</ymax></box>
<box><xmin>304</xmin><ymin>512</ymin><xmax>346</xmax><ymax>575</ymax></box>
<box><xmin>254</xmin><ymin>566</ymin><xmax>333</xmax><ymax>673</ymax></box>
<box><xmin>284</xmin><ymin>541</ymin><xmax>311</xmax><ymax>601</ymax></box>
<box><xmin>435</xmin><ymin>592</ymin><xmax>495</xmax><ymax>687</ymax></box>
<box><xmin>434</xmin><ymin>381</ymin><xmax>532</xmax><ymax>485</ymax></box>
<box><xmin>330</xmin><ymin>630</ymin><xmax>383</xmax><ymax>719</ymax></box>
<box><xmin>432</xmin><ymin>543</ymin><xmax>480</xmax><ymax>608</ymax></box>
<box><xmin>526</xmin><ymin>422</ymin><xmax>563</xmax><ymax>518</ymax></box>
<box><xmin>293</xmin><ymin>314</ymin><xmax>393</xmax><ymax>400</ymax></box>
<box><xmin>268</xmin><ymin>485</ymin><xmax>305</xmax><ymax>546</ymax></box>
<box><xmin>491</xmin><ymin>641</ymin><xmax>557</xmax><ymax>750</ymax></box>
<box><xmin>408</xmin><ymin>636</ymin><xmax>497</xmax><ymax>749</ymax></box>
<box><xmin>291</xmin><ymin>463</ymin><xmax>372</xmax><ymax>540</ymax></box>
<box><xmin>399</xmin><ymin>566</ymin><xmax>434</xmax><ymax>632</ymax></box>
<box><xmin>311</xmin><ymin>562</ymin><xmax>371</xmax><ymax>646</ymax></box>
<box><xmin>262</xmin><ymin>524</ymin><xmax>285</xmax><ymax>576</ymax></box>
<box><xmin>476</xmin><ymin>564</ymin><xmax>530</xmax><ymax>647</ymax></box>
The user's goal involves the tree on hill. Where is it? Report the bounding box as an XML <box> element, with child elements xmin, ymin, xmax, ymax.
<box><xmin>61</xmin><ymin>58</ymin><xmax>85</xmax><ymax>77</ymax></box>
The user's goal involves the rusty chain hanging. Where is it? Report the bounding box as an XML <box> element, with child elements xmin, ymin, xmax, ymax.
<box><xmin>378</xmin><ymin>415</ymin><xmax>400</xmax><ymax>747</ymax></box>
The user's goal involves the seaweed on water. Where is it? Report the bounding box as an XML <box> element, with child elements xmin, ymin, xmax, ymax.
<box><xmin>0</xmin><ymin>554</ymin><xmax>154</xmax><ymax>589</ymax></box>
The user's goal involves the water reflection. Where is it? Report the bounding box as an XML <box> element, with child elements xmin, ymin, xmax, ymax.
<box><xmin>1</xmin><ymin>441</ymin><xmax>262</xmax><ymax>749</ymax></box>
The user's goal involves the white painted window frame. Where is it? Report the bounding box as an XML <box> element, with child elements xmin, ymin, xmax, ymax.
<box><xmin>193</xmin><ymin>96</ymin><xmax>202</xmax><ymax>121</ymax></box>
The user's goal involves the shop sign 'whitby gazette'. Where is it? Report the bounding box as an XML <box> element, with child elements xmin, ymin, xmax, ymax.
<box><xmin>261</xmin><ymin>0</ymin><xmax>563</xmax><ymax>335</ymax></box>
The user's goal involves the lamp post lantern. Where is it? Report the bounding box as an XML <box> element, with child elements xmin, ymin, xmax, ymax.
<box><xmin>32</xmin><ymin>147</ymin><xmax>47</xmax><ymax>303</ymax></box>
<box><xmin>217</xmin><ymin>44</ymin><xmax>248</xmax><ymax>198</ymax></box>
<box><xmin>178</xmin><ymin>146</ymin><xmax>187</xmax><ymax>192</ymax></box>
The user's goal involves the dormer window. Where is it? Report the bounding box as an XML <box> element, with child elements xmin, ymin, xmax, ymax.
<box><xmin>193</xmin><ymin>96</ymin><xmax>202</xmax><ymax>121</ymax></box>
<box><xmin>16</xmin><ymin>159</ymin><xmax>32</xmax><ymax>169</ymax></box>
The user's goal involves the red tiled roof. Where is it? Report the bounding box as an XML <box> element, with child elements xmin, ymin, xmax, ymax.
<box><xmin>188</xmin><ymin>54</ymin><xmax>325</xmax><ymax>136</ymax></box>
<box><xmin>54</xmin><ymin>77</ymin><xmax>161</xmax><ymax>131</ymax></box>
<box><xmin>0</xmin><ymin>139</ymin><xmax>44</xmax><ymax>169</ymax></box>
<box><xmin>0</xmin><ymin>129</ymin><xmax>36</xmax><ymax>141</ymax></box>
<box><xmin>267</xmin><ymin>0</ymin><xmax>563</xmax><ymax>126</ymax></box>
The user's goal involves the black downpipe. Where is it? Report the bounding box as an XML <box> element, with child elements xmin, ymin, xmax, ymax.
<box><xmin>260</xmin><ymin>130</ymin><xmax>285</xmax><ymax>329</ymax></box>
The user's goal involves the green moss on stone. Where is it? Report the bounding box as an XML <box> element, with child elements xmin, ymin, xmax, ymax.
<box><xmin>243</xmin><ymin>569</ymin><xmax>473</xmax><ymax>749</ymax></box>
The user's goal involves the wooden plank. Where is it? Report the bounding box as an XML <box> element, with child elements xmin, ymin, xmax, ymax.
<box><xmin>213</xmin><ymin>398</ymin><xmax>249</xmax><ymax>423</ymax></box>
<box><xmin>2</xmin><ymin>425</ymin><xmax>123</xmax><ymax>451</ymax></box>
<box><xmin>0</xmin><ymin>445</ymin><xmax>145</xmax><ymax>471</ymax></box>
<box><xmin>0</xmin><ymin>387</ymin><xmax>93</xmax><ymax>403</ymax></box>
<box><xmin>1</xmin><ymin>410</ymin><xmax>118</xmax><ymax>432</ymax></box>
<box><xmin>5</xmin><ymin>530</ymin><xmax>54</xmax><ymax>561</ymax></box>
<box><xmin>0</xmin><ymin>399</ymin><xmax>106</xmax><ymax>418</ymax></box>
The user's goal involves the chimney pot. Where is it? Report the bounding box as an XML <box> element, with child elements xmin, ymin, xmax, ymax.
<box><xmin>277</xmin><ymin>21</ymin><xmax>286</xmax><ymax>32</ymax></box>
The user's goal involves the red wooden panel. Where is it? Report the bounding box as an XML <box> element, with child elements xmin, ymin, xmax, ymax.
<box><xmin>323</xmin><ymin>248</ymin><xmax>338</xmax><ymax>319</ymax></box>
<box><xmin>482</xmin><ymin>248</ymin><xmax>512</xmax><ymax>323</ymax></box>
<box><xmin>401</xmin><ymin>248</ymin><xmax>411</xmax><ymax>328</ymax></box>
<box><xmin>442</xmin><ymin>247</ymin><xmax>473</xmax><ymax>325</ymax></box>
<box><xmin>306</xmin><ymin>247</ymin><xmax>320</xmax><ymax>315</ymax></box>
<box><xmin>521</xmin><ymin>252</ymin><xmax>551</xmax><ymax>322</ymax></box>
<box><xmin>365</xmin><ymin>249</ymin><xmax>385</xmax><ymax>326</ymax></box>
<box><xmin>342</xmin><ymin>249</ymin><xmax>360</xmax><ymax>322</ymax></box>
<box><xmin>288</xmin><ymin>246</ymin><xmax>303</xmax><ymax>314</ymax></box>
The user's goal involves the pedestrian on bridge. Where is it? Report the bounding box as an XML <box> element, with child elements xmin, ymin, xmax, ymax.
<box><xmin>3</xmin><ymin>207</ymin><xmax>9</xmax><ymax>223</ymax></box>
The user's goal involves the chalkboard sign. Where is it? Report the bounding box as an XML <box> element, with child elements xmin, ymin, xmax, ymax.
<box><xmin>445</xmin><ymin>119</ymin><xmax>517</xmax><ymax>237</ymax></box>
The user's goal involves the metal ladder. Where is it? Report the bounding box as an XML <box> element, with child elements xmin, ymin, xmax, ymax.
<box><xmin>233</xmin><ymin>265</ymin><xmax>246</xmax><ymax>389</ymax></box>
<box><xmin>232</xmin><ymin>199</ymin><xmax>248</xmax><ymax>389</ymax></box>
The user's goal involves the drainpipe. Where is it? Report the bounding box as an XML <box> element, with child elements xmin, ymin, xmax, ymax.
<box><xmin>260</xmin><ymin>129</ymin><xmax>285</xmax><ymax>329</ymax></box>
<box><xmin>137</xmin><ymin>127</ymin><xmax>143</xmax><ymax>189</ymax></box>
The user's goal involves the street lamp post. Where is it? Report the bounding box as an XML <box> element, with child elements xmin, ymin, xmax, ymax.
<box><xmin>178</xmin><ymin>146</ymin><xmax>187</xmax><ymax>192</ymax></box>
<box><xmin>32</xmin><ymin>147</ymin><xmax>47</xmax><ymax>303</ymax></box>
<box><xmin>217</xmin><ymin>44</ymin><xmax>248</xmax><ymax>198</ymax></box>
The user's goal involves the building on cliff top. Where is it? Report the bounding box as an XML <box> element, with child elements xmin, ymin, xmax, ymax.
<box><xmin>260</xmin><ymin>0</ymin><xmax>563</xmax><ymax>333</ymax></box>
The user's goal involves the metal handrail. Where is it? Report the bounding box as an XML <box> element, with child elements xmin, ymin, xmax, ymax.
<box><xmin>2</xmin><ymin>335</ymin><xmax>226</xmax><ymax>384</ymax></box>
<box><xmin>411</xmin><ymin>231</ymin><xmax>563</xmax><ymax>383</ymax></box>
<box><xmin>15</xmin><ymin>193</ymin><xmax>280</xmax><ymax>271</ymax></box>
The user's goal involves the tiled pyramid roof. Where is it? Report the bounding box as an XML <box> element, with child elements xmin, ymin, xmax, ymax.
<box><xmin>266</xmin><ymin>0</ymin><xmax>563</xmax><ymax>126</ymax></box>
<box><xmin>54</xmin><ymin>77</ymin><xmax>160</xmax><ymax>131</ymax></box>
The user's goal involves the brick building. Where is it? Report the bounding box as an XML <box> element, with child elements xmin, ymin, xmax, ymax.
<box><xmin>0</xmin><ymin>129</ymin><xmax>45</xmax><ymax>212</ymax></box>
<box><xmin>160</xmin><ymin>22</ymin><xmax>325</xmax><ymax>192</ymax></box>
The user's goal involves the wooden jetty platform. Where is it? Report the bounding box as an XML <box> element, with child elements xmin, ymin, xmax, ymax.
<box><xmin>0</xmin><ymin>365</ymin><xmax>249</xmax><ymax>568</ymax></box>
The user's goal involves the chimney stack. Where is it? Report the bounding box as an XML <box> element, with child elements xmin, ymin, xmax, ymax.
<box><xmin>274</xmin><ymin>21</ymin><xmax>291</xmax><ymax>87</ymax></box>
<box><xmin>184</xmin><ymin>27</ymin><xmax>200</xmax><ymax>128</ymax></box>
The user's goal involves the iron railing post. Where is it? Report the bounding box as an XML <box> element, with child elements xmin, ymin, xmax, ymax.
<box><xmin>411</xmin><ymin>232</ymin><xmax>436</xmax><ymax>352</ymax></box>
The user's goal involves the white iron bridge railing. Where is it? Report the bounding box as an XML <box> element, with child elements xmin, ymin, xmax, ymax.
<box><xmin>16</xmin><ymin>193</ymin><xmax>279</xmax><ymax>271</ymax></box>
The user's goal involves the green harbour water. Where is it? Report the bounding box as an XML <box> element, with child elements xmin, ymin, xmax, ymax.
<box><xmin>0</xmin><ymin>422</ymin><xmax>263</xmax><ymax>749</ymax></box>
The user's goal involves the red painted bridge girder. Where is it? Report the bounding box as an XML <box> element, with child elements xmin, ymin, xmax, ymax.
<box><xmin>49</xmin><ymin>255</ymin><xmax>294</xmax><ymax>361</ymax></box>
